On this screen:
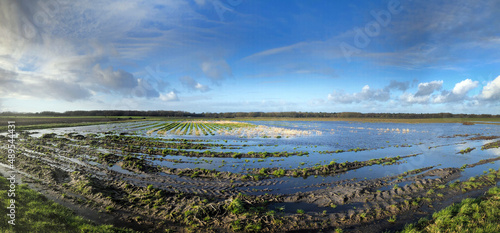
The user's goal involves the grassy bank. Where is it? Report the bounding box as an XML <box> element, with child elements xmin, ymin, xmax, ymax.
<box><xmin>401</xmin><ymin>186</ymin><xmax>500</xmax><ymax>233</ymax></box>
<box><xmin>0</xmin><ymin>176</ymin><xmax>135</xmax><ymax>232</ymax></box>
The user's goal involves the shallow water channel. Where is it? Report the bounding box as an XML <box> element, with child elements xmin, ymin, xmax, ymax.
<box><xmin>22</xmin><ymin>120</ymin><xmax>500</xmax><ymax>196</ymax></box>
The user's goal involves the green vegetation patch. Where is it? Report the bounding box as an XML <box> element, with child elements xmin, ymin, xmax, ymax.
<box><xmin>458</xmin><ymin>147</ymin><xmax>475</xmax><ymax>154</ymax></box>
<box><xmin>401</xmin><ymin>186</ymin><xmax>500</xmax><ymax>233</ymax></box>
<box><xmin>254</xmin><ymin>154</ymin><xmax>416</xmax><ymax>178</ymax></box>
<box><xmin>0</xmin><ymin>176</ymin><xmax>134</xmax><ymax>232</ymax></box>
<box><xmin>482</xmin><ymin>140</ymin><xmax>500</xmax><ymax>150</ymax></box>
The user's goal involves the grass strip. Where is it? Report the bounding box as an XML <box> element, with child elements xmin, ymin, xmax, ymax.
<box><xmin>401</xmin><ymin>186</ymin><xmax>500</xmax><ymax>233</ymax></box>
<box><xmin>0</xmin><ymin>176</ymin><xmax>135</xmax><ymax>233</ymax></box>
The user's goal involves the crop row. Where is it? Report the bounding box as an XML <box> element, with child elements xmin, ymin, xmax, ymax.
<box><xmin>149</xmin><ymin>122</ymin><xmax>239</xmax><ymax>136</ymax></box>
<box><xmin>145</xmin><ymin>121</ymin><xmax>319</xmax><ymax>138</ymax></box>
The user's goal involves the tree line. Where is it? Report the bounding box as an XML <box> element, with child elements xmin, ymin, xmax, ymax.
<box><xmin>0</xmin><ymin>110</ymin><xmax>498</xmax><ymax>119</ymax></box>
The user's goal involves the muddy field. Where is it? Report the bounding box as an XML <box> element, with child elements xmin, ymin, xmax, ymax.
<box><xmin>0</xmin><ymin>116</ymin><xmax>135</xmax><ymax>132</ymax></box>
<box><xmin>1</xmin><ymin>120</ymin><xmax>500</xmax><ymax>232</ymax></box>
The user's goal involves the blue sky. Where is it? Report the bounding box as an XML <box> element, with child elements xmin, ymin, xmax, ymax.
<box><xmin>1</xmin><ymin>0</ymin><xmax>499</xmax><ymax>113</ymax></box>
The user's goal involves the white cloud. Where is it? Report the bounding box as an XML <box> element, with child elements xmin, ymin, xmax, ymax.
<box><xmin>433</xmin><ymin>79</ymin><xmax>479</xmax><ymax>103</ymax></box>
<box><xmin>0</xmin><ymin>0</ymin><xmax>198</xmax><ymax>103</ymax></box>
<box><xmin>452</xmin><ymin>79</ymin><xmax>479</xmax><ymax>96</ymax></box>
<box><xmin>399</xmin><ymin>80</ymin><xmax>442</xmax><ymax>104</ymax></box>
<box><xmin>328</xmin><ymin>85</ymin><xmax>390</xmax><ymax>104</ymax></box>
<box><xmin>159</xmin><ymin>91</ymin><xmax>179</xmax><ymax>101</ymax></box>
<box><xmin>478</xmin><ymin>75</ymin><xmax>500</xmax><ymax>100</ymax></box>
<box><xmin>194</xmin><ymin>83</ymin><xmax>210</xmax><ymax>92</ymax></box>
<box><xmin>400</xmin><ymin>92</ymin><xmax>431</xmax><ymax>104</ymax></box>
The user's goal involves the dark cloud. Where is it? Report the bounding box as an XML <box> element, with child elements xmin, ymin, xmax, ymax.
<box><xmin>411</xmin><ymin>79</ymin><xmax>419</xmax><ymax>88</ymax></box>
<box><xmin>399</xmin><ymin>80</ymin><xmax>442</xmax><ymax>105</ymax></box>
<box><xmin>132</xmin><ymin>78</ymin><xmax>160</xmax><ymax>98</ymax></box>
<box><xmin>36</xmin><ymin>79</ymin><xmax>92</xmax><ymax>101</ymax></box>
<box><xmin>89</xmin><ymin>64</ymin><xmax>161</xmax><ymax>98</ymax></box>
<box><xmin>384</xmin><ymin>80</ymin><xmax>410</xmax><ymax>91</ymax></box>
<box><xmin>0</xmin><ymin>63</ymin><xmax>161</xmax><ymax>102</ymax></box>
<box><xmin>0</xmin><ymin>68</ymin><xmax>91</xmax><ymax>101</ymax></box>
<box><xmin>0</xmin><ymin>69</ymin><xmax>20</xmax><ymax>90</ymax></box>
<box><xmin>414</xmin><ymin>81</ymin><xmax>442</xmax><ymax>97</ymax></box>
<box><xmin>0</xmin><ymin>0</ymin><xmax>173</xmax><ymax>104</ymax></box>
<box><xmin>91</xmin><ymin>64</ymin><xmax>138</xmax><ymax>91</ymax></box>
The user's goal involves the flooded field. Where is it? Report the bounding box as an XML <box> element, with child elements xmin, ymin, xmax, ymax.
<box><xmin>1</xmin><ymin>120</ymin><xmax>500</xmax><ymax>232</ymax></box>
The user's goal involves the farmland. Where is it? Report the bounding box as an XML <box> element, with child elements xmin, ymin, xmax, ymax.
<box><xmin>1</xmin><ymin>119</ymin><xmax>500</xmax><ymax>232</ymax></box>
<box><xmin>0</xmin><ymin>116</ymin><xmax>137</xmax><ymax>131</ymax></box>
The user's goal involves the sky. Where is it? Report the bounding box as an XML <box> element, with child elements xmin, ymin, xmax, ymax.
<box><xmin>0</xmin><ymin>0</ymin><xmax>499</xmax><ymax>114</ymax></box>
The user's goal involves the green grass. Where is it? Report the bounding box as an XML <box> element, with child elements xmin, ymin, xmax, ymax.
<box><xmin>458</xmin><ymin>147</ymin><xmax>475</xmax><ymax>154</ymax></box>
<box><xmin>272</xmin><ymin>169</ymin><xmax>285</xmax><ymax>177</ymax></box>
<box><xmin>401</xmin><ymin>186</ymin><xmax>500</xmax><ymax>233</ymax></box>
<box><xmin>227</xmin><ymin>198</ymin><xmax>246</xmax><ymax>214</ymax></box>
<box><xmin>0</xmin><ymin>176</ymin><xmax>135</xmax><ymax>233</ymax></box>
<box><xmin>482</xmin><ymin>140</ymin><xmax>500</xmax><ymax>150</ymax></box>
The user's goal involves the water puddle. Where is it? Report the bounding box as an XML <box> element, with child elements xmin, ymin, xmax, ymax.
<box><xmin>108</xmin><ymin>164</ymin><xmax>138</xmax><ymax>176</ymax></box>
<box><xmin>269</xmin><ymin>201</ymin><xmax>365</xmax><ymax>214</ymax></box>
<box><xmin>378</xmin><ymin>180</ymin><xmax>415</xmax><ymax>191</ymax></box>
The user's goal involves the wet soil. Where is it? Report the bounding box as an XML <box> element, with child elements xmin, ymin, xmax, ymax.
<box><xmin>1</xmin><ymin>132</ymin><xmax>499</xmax><ymax>232</ymax></box>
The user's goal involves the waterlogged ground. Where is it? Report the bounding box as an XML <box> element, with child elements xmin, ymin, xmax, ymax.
<box><xmin>24</xmin><ymin>120</ymin><xmax>500</xmax><ymax>180</ymax></box>
<box><xmin>1</xmin><ymin>120</ymin><xmax>500</xmax><ymax>232</ymax></box>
